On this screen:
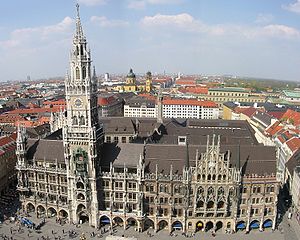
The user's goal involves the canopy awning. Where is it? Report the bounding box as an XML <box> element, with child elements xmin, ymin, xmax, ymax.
<box><xmin>236</xmin><ymin>222</ymin><xmax>246</xmax><ymax>229</ymax></box>
<box><xmin>101</xmin><ymin>219</ymin><xmax>110</xmax><ymax>224</ymax></box>
<box><xmin>263</xmin><ymin>220</ymin><xmax>272</xmax><ymax>228</ymax></box>
<box><xmin>250</xmin><ymin>222</ymin><xmax>259</xmax><ymax>229</ymax></box>
<box><xmin>197</xmin><ymin>222</ymin><xmax>203</xmax><ymax>227</ymax></box>
<box><xmin>173</xmin><ymin>223</ymin><xmax>182</xmax><ymax>229</ymax></box>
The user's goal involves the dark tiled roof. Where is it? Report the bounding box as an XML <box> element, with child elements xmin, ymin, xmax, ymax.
<box><xmin>286</xmin><ymin>149</ymin><xmax>300</xmax><ymax>175</ymax></box>
<box><xmin>252</xmin><ymin>111</ymin><xmax>273</xmax><ymax>127</ymax></box>
<box><xmin>126</xmin><ymin>96</ymin><xmax>156</xmax><ymax>108</ymax></box>
<box><xmin>101</xmin><ymin>143</ymin><xmax>144</xmax><ymax>168</ymax></box>
<box><xmin>144</xmin><ymin>144</ymin><xmax>276</xmax><ymax>176</ymax></box>
<box><xmin>158</xmin><ymin>119</ymin><xmax>258</xmax><ymax>145</ymax></box>
<box><xmin>101</xmin><ymin>117</ymin><xmax>136</xmax><ymax>135</ymax></box>
<box><xmin>26</xmin><ymin>139</ymin><xmax>64</xmax><ymax>162</ymax></box>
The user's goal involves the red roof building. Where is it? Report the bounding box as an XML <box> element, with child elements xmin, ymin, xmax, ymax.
<box><xmin>286</xmin><ymin>137</ymin><xmax>300</xmax><ymax>154</ymax></box>
<box><xmin>281</xmin><ymin>109</ymin><xmax>300</xmax><ymax>126</ymax></box>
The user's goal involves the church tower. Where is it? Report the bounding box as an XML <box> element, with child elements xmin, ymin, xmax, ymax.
<box><xmin>63</xmin><ymin>4</ymin><xmax>104</xmax><ymax>227</ymax></box>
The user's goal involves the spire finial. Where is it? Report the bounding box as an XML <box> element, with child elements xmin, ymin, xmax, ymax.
<box><xmin>75</xmin><ymin>3</ymin><xmax>84</xmax><ymax>38</ymax></box>
<box><xmin>76</xmin><ymin>3</ymin><xmax>80</xmax><ymax>19</ymax></box>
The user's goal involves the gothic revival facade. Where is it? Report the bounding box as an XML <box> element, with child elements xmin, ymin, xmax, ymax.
<box><xmin>16</xmin><ymin>5</ymin><xmax>279</xmax><ymax>234</ymax></box>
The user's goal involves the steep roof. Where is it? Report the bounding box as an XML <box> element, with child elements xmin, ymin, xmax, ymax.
<box><xmin>143</xmin><ymin>144</ymin><xmax>276</xmax><ymax>176</ymax></box>
<box><xmin>265</xmin><ymin>120</ymin><xmax>283</xmax><ymax>137</ymax></box>
<box><xmin>286</xmin><ymin>149</ymin><xmax>300</xmax><ymax>176</ymax></box>
<box><xmin>286</xmin><ymin>137</ymin><xmax>300</xmax><ymax>154</ymax></box>
<box><xmin>26</xmin><ymin>139</ymin><xmax>64</xmax><ymax>162</ymax></box>
<box><xmin>281</xmin><ymin>109</ymin><xmax>300</xmax><ymax>126</ymax></box>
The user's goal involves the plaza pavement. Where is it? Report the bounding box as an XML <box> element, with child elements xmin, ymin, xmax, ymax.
<box><xmin>0</xmin><ymin>214</ymin><xmax>296</xmax><ymax>240</ymax></box>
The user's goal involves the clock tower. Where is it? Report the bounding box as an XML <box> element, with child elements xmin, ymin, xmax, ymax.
<box><xmin>63</xmin><ymin>4</ymin><xmax>104</xmax><ymax>227</ymax></box>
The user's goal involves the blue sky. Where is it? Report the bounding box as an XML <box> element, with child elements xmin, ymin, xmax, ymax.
<box><xmin>1</xmin><ymin>0</ymin><xmax>300</xmax><ymax>81</ymax></box>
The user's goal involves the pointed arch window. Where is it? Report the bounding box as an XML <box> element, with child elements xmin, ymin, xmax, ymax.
<box><xmin>73</xmin><ymin>116</ymin><xmax>78</xmax><ymax>125</ymax></box>
<box><xmin>76</xmin><ymin>67</ymin><xmax>80</xmax><ymax>79</ymax></box>
<box><xmin>82</xmin><ymin>66</ymin><xmax>86</xmax><ymax>79</ymax></box>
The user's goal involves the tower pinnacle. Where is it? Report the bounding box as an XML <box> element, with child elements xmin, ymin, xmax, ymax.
<box><xmin>75</xmin><ymin>3</ymin><xmax>84</xmax><ymax>39</ymax></box>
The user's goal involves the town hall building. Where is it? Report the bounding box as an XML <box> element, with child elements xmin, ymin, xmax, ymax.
<box><xmin>16</xmin><ymin>5</ymin><xmax>279</xmax><ymax>234</ymax></box>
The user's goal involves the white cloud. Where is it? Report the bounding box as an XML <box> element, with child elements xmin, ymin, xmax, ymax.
<box><xmin>90</xmin><ymin>16</ymin><xmax>129</xmax><ymax>27</ymax></box>
<box><xmin>141</xmin><ymin>13</ymin><xmax>300</xmax><ymax>39</ymax></box>
<box><xmin>128</xmin><ymin>1</ymin><xmax>146</xmax><ymax>10</ymax></box>
<box><xmin>0</xmin><ymin>17</ymin><xmax>74</xmax><ymax>49</ymax></box>
<box><xmin>147</xmin><ymin>0</ymin><xmax>182</xmax><ymax>4</ymax></box>
<box><xmin>78</xmin><ymin>0</ymin><xmax>107</xmax><ymax>6</ymax></box>
<box><xmin>255</xmin><ymin>13</ymin><xmax>274</xmax><ymax>24</ymax></box>
<box><xmin>283</xmin><ymin>0</ymin><xmax>300</xmax><ymax>13</ymax></box>
<box><xmin>128</xmin><ymin>0</ymin><xmax>182</xmax><ymax>10</ymax></box>
<box><xmin>262</xmin><ymin>24</ymin><xmax>300</xmax><ymax>38</ymax></box>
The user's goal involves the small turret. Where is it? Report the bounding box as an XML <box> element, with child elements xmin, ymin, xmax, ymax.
<box><xmin>16</xmin><ymin>124</ymin><xmax>27</xmax><ymax>167</ymax></box>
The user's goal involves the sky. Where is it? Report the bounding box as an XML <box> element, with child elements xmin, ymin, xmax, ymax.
<box><xmin>2</xmin><ymin>0</ymin><xmax>300</xmax><ymax>81</ymax></box>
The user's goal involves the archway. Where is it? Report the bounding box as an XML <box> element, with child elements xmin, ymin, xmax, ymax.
<box><xmin>76</xmin><ymin>204</ymin><xmax>86</xmax><ymax>213</ymax></box>
<box><xmin>126</xmin><ymin>217</ymin><xmax>137</xmax><ymax>227</ymax></box>
<box><xmin>236</xmin><ymin>221</ymin><xmax>246</xmax><ymax>231</ymax></box>
<box><xmin>207</xmin><ymin>201</ymin><xmax>214</xmax><ymax>209</ymax></box>
<box><xmin>215</xmin><ymin>221</ymin><xmax>223</xmax><ymax>231</ymax></box>
<box><xmin>205</xmin><ymin>221</ymin><xmax>214</xmax><ymax>231</ymax></box>
<box><xmin>78</xmin><ymin>212</ymin><xmax>89</xmax><ymax>224</ymax></box>
<box><xmin>158</xmin><ymin>220</ymin><xmax>168</xmax><ymax>231</ymax></box>
<box><xmin>100</xmin><ymin>215</ymin><xmax>110</xmax><ymax>226</ymax></box>
<box><xmin>249</xmin><ymin>220</ymin><xmax>259</xmax><ymax>230</ymax></box>
<box><xmin>59</xmin><ymin>209</ymin><xmax>68</xmax><ymax>219</ymax></box>
<box><xmin>76</xmin><ymin>182</ymin><xmax>84</xmax><ymax>189</ymax></box>
<box><xmin>196</xmin><ymin>200</ymin><xmax>204</xmax><ymax>208</ymax></box>
<box><xmin>37</xmin><ymin>205</ymin><xmax>46</xmax><ymax>218</ymax></box>
<box><xmin>196</xmin><ymin>221</ymin><xmax>204</xmax><ymax>232</ymax></box>
<box><xmin>113</xmin><ymin>217</ymin><xmax>124</xmax><ymax>227</ymax></box>
<box><xmin>263</xmin><ymin>219</ymin><xmax>273</xmax><ymax>229</ymax></box>
<box><xmin>77</xmin><ymin>193</ymin><xmax>85</xmax><ymax>201</ymax></box>
<box><xmin>26</xmin><ymin>203</ymin><xmax>35</xmax><ymax>213</ymax></box>
<box><xmin>47</xmin><ymin>207</ymin><xmax>57</xmax><ymax>218</ymax></box>
<box><xmin>144</xmin><ymin>219</ymin><xmax>154</xmax><ymax>231</ymax></box>
<box><xmin>217</xmin><ymin>201</ymin><xmax>225</xmax><ymax>209</ymax></box>
<box><xmin>172</xmin><ymin>221</ymin><xmax>183</xmax><ymax>231</ymax></box>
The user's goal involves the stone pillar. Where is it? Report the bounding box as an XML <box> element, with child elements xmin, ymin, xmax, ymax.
<box><xmin>259</xmin><ymin>218</ymin><xmax>263</xmax><ymax>231</ymax></box>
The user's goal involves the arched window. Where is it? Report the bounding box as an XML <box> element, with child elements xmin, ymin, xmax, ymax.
<box><xmin>82</xmin><ymin>66</ymin><xmax>86</xmax><ymax>79</ymax></box>
<box><xmin>197</xmin><ymin>187</ymin><xmax>204</xmax><ymax>197</ymax></box>
<box><xmin>197</xmin><ymin>200</ymin><xmax>204</xmax><ymax>208</ymax></box>
<box><xmin>208</xmin><ymin>174</ymin><xmax>211</xmax><ymax>181</ymax></box>
<box><xmin>207</xmin><ymin>187</ymin><xmax>214</xmax><ymax>196</ymax></box>
<box><xmin>165</xmin><ymin>185</ymin><xmax>168</xmax><ymax>193</ymax></box>
<box><xmin>207</xmin><ymin>201</ymin><xmax>214</xmax><ymax>209</ymax></box>
<box><xmin>80</xmin><ymin>45</ymin><xmax>84</xmax><ymax>55</ymax></box>
<box><xmin>73</xmin><ymin>116</ymin><xmax>78</xmax><ymax>125</ymax></box>
<box><xmin>79</xmin><ymin>116</ymin><xmax>85</xmax><ymax>125</ymax></box>
<box><xmin>218</xmin><ymin>187</ymin><xmax>224</xmax><ymax>196</ymax></box>
<box><xmin>217</xmin><ymin>201</ymin><xmax>224</xmax><ymax>209</ymax></box>
<box><xmin>76</xmin><ymin>67</ymin><xmax>80</xmax><ymax>79</ymax></box>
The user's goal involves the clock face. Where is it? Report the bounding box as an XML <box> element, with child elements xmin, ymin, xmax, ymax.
<box><xmin>75</xmin><ymin>98</ymin><xmax>82</xmax><ymax>107</ymax></box>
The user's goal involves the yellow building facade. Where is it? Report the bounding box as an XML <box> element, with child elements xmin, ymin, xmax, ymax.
<box><xmin>114</xmin><ymin>69</ymin><xmax>152</xmax><ymax>93</ymax></box>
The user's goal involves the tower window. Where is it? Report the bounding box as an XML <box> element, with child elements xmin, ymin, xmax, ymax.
<box><xmin>76</xmin><ymin>67</ymin><xmax>80</xmax><ymax>79</ymax></box>
<box><xmin>82</xmin><ymin>66</ymin><xmax>86</xmax><ymax>79</ymax></box>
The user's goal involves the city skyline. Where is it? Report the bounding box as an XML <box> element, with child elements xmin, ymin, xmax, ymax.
<box><xmin>2</xmin><ymin>0</ymin><xmax>300</xmax><ymax>81</ymax></box>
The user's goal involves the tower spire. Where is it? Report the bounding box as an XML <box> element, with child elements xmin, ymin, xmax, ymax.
<box><xmin>75</xmin><ymin>3</ymin><xmax>84</xmax><ymax>39</ymax></box>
